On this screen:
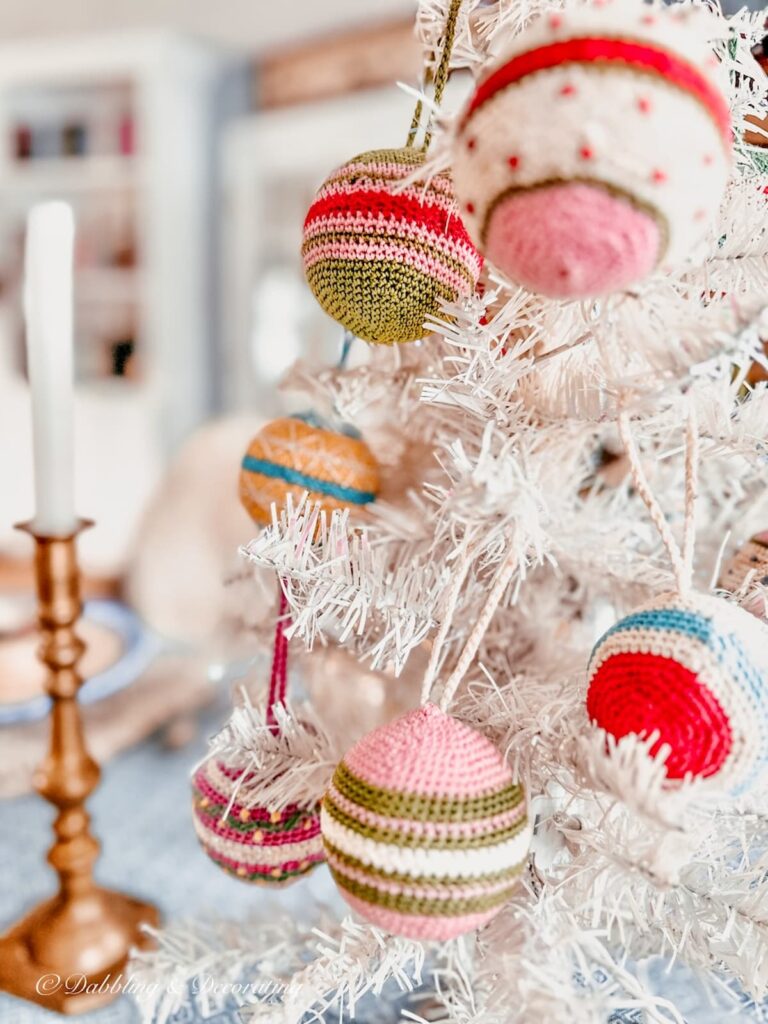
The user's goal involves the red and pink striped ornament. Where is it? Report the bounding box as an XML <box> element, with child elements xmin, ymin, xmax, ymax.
<box><xmin>192</xmin><ymin>761</ymin><xmax>323</xmax><ymax>886</ymax></box>
<box><xmin>302</xmin><ymin>147</ymin><xmax>482</xmax><ymax>345</ymax></box>
<box><xmin>192</xmin><ymin>589</ymin><xmax>325</xmax><ymax>886</ymax></box>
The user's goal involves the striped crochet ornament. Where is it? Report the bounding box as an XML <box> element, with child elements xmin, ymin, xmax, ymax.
<box><xmin>192</xmin><ymin>587</ymin><xmax>324</xmax><ymax>886</ymax></box>
<box><xmin>302</xmin><ymin>147</ymin><xmax>482</xmax><ymax>345</ymax></box>
<box><xmin>718</xmin><ymin>531</ymin><xmax>768</xmax><ymax>619</ymax></box>
<box><xmin>587</xmin><ymin>591</ymin><xmax>768</xmax><ymax>793</ymax></box>
<box><xmin>192</xmin><ymin>759</ymin><xmax>323</xmax><ymax>886</ymax></box>
<box><xmin>321</xmin><ymin>703</ymin><xmax>532</xmax><ymax>940</ymax></box>
<box><xmin>452</xmin><ymin>1</ymin><xmax>732</xmax><ymax>299</ymax></box>
<box><xmin>239</xmin><ymin>412</ymin><xmax>380</xmax><ymax>525</ymax></box>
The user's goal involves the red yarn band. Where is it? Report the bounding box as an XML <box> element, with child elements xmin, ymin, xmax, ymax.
<box><xmin>587</xmin><ymin>651</ymin><xmax>733</xmax><ymax>779</ymax></box>
<box><xmin>266</xmin><ymin>583</ymin><xmax>290</xmax><ymax>733</ymax></box>
<box><xmin>461</xmin><ymin>37</ymin><xmax>731</xmax><ymax>144</ymax></box>
<box><xmin>304</xmin><ymin>189</ymin><xmax>472</xmax><ymax>241</ymax></box>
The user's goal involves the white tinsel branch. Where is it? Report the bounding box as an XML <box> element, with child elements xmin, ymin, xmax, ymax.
<box><xmin>203</xmin><ymin>695</ymin><xmax>344</xmax><ymax>812</ymax></box>
<box><xmin>244</xmin><ymin>919</ymin><xmax>428</xmax><ymax>1024</ymax></box>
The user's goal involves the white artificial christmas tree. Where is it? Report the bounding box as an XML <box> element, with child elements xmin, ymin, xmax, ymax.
<box><xmin>132</xmin><ymin>1</ymin><xmax>768</xmax><ymax>1021</ymax></box>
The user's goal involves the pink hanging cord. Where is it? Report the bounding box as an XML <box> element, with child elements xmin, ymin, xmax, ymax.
<box><xmin>265</xmin><ymin>582</ymin><xmax>290</xmax><ymax>733</ymax></box>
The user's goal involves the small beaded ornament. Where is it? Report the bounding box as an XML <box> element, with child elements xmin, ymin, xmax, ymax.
<box><xmin>322</xmin><ymin>550</ymin><xmax>532</xmax><ymax>939</ymax></box>
<box><xmin>452</xmin><ymin>1</ymin><xmax>732</xmax><ymax>299</ymax></box>
<box><xmin>718</xmin><ymin>531</ymin><xmax>768</xmax><ymax>620</ymax></box>
<box><xmin>192</xmin><ymin>588</ymin><xmax>325</xmax><ymax>884</ymax></box>
<box><xmin>301</xmin><ymin>0</ymin><xmax>482</xmax><ymax>345</ymax></box>
<box><xmin>239</xmin><ymin>412</ymin><xmax>380</xmax><ymax>525</ymax></box>
<box><xmin>586</xmin><ymin>409</ymin><xmax>768</xmax><ymax>795</ymax></box>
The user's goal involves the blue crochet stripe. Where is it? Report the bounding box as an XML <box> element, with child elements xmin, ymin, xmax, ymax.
<box><xmin>241</xmin><ymin>455</ymin><xmax>375</xmax><ymax>506</ymax></box>
<box><xmin>596</xmin><ymin>608</ymin><xmax>765</xmax><ymax>705</ymax></box>
<box><xmin>598</xmin><ymin>608</ymin><xmax>714</xmax><ymax>648</ymax></box>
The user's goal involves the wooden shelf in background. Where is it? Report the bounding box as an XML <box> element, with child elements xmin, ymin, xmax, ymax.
<box><xmin>259</xmin><ymin>18</ymin><xmax>420</xmax><ymax>109</ymax></box>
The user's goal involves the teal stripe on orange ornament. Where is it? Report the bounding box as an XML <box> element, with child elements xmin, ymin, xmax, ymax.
<box><xmin>241</xmin><ymin>455</ymin><xmax>377</xmax><ymax>506</ymax></box>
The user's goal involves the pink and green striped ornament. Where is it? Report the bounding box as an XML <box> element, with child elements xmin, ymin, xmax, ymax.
<box><xmin>321</xmin><ymin>548</ymin><xmax>533</xmax><ymax>940</ymax></box>
<box><xmin>322</xmin><ymin>703</ymin><xmax>531</xmax><ymax>939</ymax></box>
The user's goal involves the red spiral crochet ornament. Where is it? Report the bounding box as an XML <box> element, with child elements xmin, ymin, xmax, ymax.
<box><xmin>587</xmin><ymin>644</ymin><xmax>733</xmax><ymax>781</ymax></box>
<box><xmin>192</xmin><ymin>586</ymin><xmax>324</xmax><ymax>885</ymax></box>
<box><xmin>586</xmin><ymin>591</ymin><xmax>768</xmax><ymax>794</ymax></box>
<box><xmin>586</xmin><ymin>411</ymin><xmax>768</xmax><ymax>796</ymax></box>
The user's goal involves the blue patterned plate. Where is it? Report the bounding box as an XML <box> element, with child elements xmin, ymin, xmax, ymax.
<box><xmin>0</xmin><ymin>599</ymin><xmax>160</xmax><ymax>726</ymax></box>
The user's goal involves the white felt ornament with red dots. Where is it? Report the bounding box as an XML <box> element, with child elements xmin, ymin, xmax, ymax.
<box><xmin>452</xmin><ymin>1</ymin><xmax>732</xmax><ymax>300</ymax></box>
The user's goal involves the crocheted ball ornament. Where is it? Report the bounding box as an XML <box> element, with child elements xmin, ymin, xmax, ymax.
<box><xmin>239</xmin><ymin>413</ymin><xmax>380</xmax><ymax>525</ymax></box>
<box><xmin>719</xmin><ymin>531</ymin><xmax>768</xmax><ymax>619</ymax></box>
<box><xmin>587</xmin><ymin>591</ymin><xmax>768</xmax><ymax>793</ymax></box>
<box><xmin>192</xmin><ymin>758</ymin><xmax>323</xmax><ymax>885</ymax></box>
<box><xmin>321</xmin><ymin>703</ymin><xmax>531</xmax><ymax>940</ymax></box>
<box><xmin>302</xmin><ymin>147</ymin><xmax>482</xmax><ymax>344</ymax></box>
<box><xmin>452</xmin><ymin>2</ymin><xmax>732</xmax><ymax>299</ymax></box>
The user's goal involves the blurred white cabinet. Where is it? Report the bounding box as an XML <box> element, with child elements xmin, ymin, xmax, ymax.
<box><xmin>0</xmin><ymin>32</ymin><xmax>243</xmax><ymax>573</ymax></box>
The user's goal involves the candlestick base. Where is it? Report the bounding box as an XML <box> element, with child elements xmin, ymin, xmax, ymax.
<box><xmin>0</xmin><ymin>888</ymin><xmax>158</xmax><ymax>1014</ymax></box>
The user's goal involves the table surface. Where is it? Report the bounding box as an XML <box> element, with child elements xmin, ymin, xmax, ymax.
<box><xmin>0</xmin><ymin>702</ymin><xmax>764</xmax><ymax>1024</ymax></box>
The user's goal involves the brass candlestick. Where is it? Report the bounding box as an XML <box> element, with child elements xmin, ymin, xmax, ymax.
<box><xmin>0</xmin><ymin>521</ymin><xmax>158</xmax><ymax>1015</ymax></box>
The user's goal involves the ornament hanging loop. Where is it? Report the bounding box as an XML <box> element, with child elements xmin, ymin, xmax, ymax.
<box><xmin>617</xmin><ymin>401</ymin><xmax>699</xmax><ymax>598</ymax></box>
<box><xmin>419</xmin><ymin>541</ymin><xmax>519</xmax><ymax>713</ymax></box>
<box><xmin>406</xmin><ymin>0</ymin><xmax>463</xmax><ymax>151</ymax></box>
<box><xmin>420</xmin><ymin>547</ymin><xmax>474</xmax><ymax>706</ymax></box>
<box><xmin>266</xmin><ymin>579</ymin><xmax>290</xmax><ymax>733</ymax></box>
<box><xmin>436</xmin><ymin>546</ymin><xmax>518</xmax><ymax>712</ymax></box>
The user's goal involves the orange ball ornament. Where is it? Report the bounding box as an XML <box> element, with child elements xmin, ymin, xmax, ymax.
<box><xmin>239</xmin><ymin>413</ymin><xmax>380</xmax><ymax>525</ymax></box>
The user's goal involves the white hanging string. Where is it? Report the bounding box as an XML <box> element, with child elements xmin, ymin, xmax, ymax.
<box><xmin>681</xmin><ymin>404</ymin><xmax>699</xmax><ymax>589</ymax></box>
<box><xmin>436</xmin><ymin>546</ymin><xmax>519</xmax><ymax>713</ymax></box>
<box><xmin>417</xmin><ymin>538</ymin><xmax>519</xmax><ymax>713</ymax></box>
<box><xmin>419</xmin><ymin>549</ymin><xmax>474</xmax><ymax>706</ymax></box>
<box><xmin>617</xmin><ymin>402</ymin><xmax>699</xmax><ymax>597</ymax></box>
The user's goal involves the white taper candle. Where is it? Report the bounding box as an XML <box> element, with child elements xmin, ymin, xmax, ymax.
<box><xmin>24</xmin><ymin>202</ymin><xmax>77</xmax><ymax>536</ymax></box>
